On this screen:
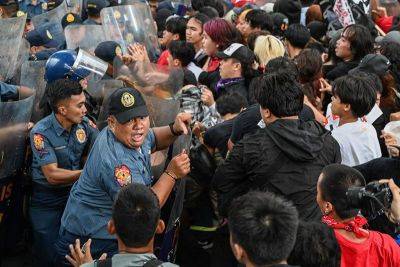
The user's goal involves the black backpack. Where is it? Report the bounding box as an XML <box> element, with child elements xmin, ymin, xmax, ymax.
<box><xmin>97</xmin><ymin>257</ymin><xmax>164</xmax><ymax>267</ymax></box>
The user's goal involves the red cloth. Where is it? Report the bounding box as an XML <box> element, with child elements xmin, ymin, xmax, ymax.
<box><xmin>335</xmin><ymin>230</ymin><xmax>400</xmax><ymax>267</ymax></box>
<box><xmin>207</xmin><ymin>56</ymin><xmax>220</xmax><ymax>72</ymax></box>
<box><xmin>157</xmin><ymin>50</ymin><xmax>170</xmax><ymax>66</ymax></box>
<box><xmin>322</xmin><ymin>215</ymin><xmax>369</xmax><ymax>238</ymax></box>
<box><xmin>376</xmin><ymin>16</ymin><xmax>394</xmax><ymax>33</ymax></box>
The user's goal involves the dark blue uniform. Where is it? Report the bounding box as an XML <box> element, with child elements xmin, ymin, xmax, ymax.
<box><xmin>55</xmin><ymin>126</ymin><xmax>155</xmax><ymax>265</ymax></box>
<box><xmin>0</xmin><ymin>81</ymin><xmax>19</xmax><ymax>101</ymax></box>
<box><xmin>29</xmin><ymin>113</ymin><xmax>98</xmax><ymax>267</ymax></box>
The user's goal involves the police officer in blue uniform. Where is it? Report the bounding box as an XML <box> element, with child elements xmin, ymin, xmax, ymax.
<box><xmin>29</xmin><ymin>79</ymin><xmax>99</xmax><ymax>267</ymax></box>
<box><xmin>55</xmin><ymin>87</ymin><xmax>191</xmax><ymax>265</ymax></box>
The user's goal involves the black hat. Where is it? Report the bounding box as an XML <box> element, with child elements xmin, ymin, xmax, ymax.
<box><xmin>86</xmin><ymin>0</ymin><xmax>110</xmax><ymax>14</ymax></box>
<box><xmin>26</xmin><ymin>24</ymin><xmax>59</xmax><ymax>48</ymax></box>
<box><xmin>273</xmin><ymin>0</ymin><xmax>301</xmax><ymax>24</ymax></box>
<box><xmin>108</xmin><ymin>87</ymin><xmax>149</xmax><ymax>124</ymax></box>
<box><xmin>349</xmin><ymin>54</ymin><xmax>391</xmax><ymax>77</ymax></box>
<box><xmin>271</xmin><ymin>12</ymin><xmax>289</xmax><ymax>34</ymax></box>
<box><xmin>215</xmin><ymin>43</ymin><xmax>255</xmax><ymax>64</ymax></box>
<box><xmin>94</xmin><ymin>41</ymin><xmax>122</xmax><ymax>64</ymax></box>
<box><xmin>61</xmin><ymin>13</ymin><xmax>83</xmax><ymax>29</ymax></box>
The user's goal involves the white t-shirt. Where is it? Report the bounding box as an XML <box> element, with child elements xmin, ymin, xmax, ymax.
<box><xmin>331</xmin><ymin>121</ymin><xmax>382</xmax><ymax>166</ymax></box>
<box><xmin>187</xmin><ymin>62</ymin><xmax>203</xmax><ymax>81</ymax></box>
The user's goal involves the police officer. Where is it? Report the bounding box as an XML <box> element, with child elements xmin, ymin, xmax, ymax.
<box><xmin>19</xmin><ymin>0</ymin><xmax>47</xmax><ymax>18</ymax></box>
<box><xmin>26</xmin><ymin>24</ymin><xmax>59</xmax><ymax>61</ymax></box>
<box><xmin>55</xmin><ymin>87</ymin><xmax>191</xmax><ymax>265</ymax></box>
<box><xmin>83</xmin><ymin>0</ymin><xmax>109</xmax><ymax>25</ymax></box>
<box><xmin>29</xmin><ymin>79</ymin><xmax>99</xmax><ymax>267</ymax></box>
<box><xmin>94</xmin><ymin>41</ymin><xmax>123</xmax><ymax>79</ymax></box>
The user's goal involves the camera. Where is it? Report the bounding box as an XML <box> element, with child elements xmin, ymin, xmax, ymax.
<box><xmin>346</xmin><ymin>182</ymin><xmax>393</xmax><ymax>220</ymax></box>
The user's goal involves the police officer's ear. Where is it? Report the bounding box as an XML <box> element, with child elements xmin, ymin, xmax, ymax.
<box><xmin>107</xmin><ymin>219</ymin><xmax>116</xmax><ymax>235</ymax></box>
<box><xmin>108</xmin><ymin>116</ymin><xmax>117</xmax><ymax>131</ymax></box>
<box><xmin>155</xmin><ymin>219</ymin><xmax>165</xmax><ymax>234</ymax></box>
<box><xmin>57</xmin><ymin>104</ymin><xmax>68</xmax><ymax>116</ymax></box>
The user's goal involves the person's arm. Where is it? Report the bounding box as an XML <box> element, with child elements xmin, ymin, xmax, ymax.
<box><xmin>18</xmin><ymin>86</ymin><xmax>34</xmax><ymax>99</ymax></box>
<box><xmin>212</xmin><ymin>140</ymin><xmax>248</xmax><ymax>218</ymax></box>
<box><xmin>41</xmin><ymin>164</ymin><xmax>82</xmax><ymax>185</ymax></box>
<box><xmin>152</xmin><ymin>113</ymin><xmax>191</xmax><ymax>152</ymax></box>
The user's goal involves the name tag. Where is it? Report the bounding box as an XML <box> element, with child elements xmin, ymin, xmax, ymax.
<box><xmin>54</xmin><ymin>146</ymin><xmax>67</xmax><ymax>150</ymax></box>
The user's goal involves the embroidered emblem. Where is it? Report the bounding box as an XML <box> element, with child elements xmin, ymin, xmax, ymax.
<box><xmin>66</xmin><ymin>13</ymin><xmax>75</xmax><ymax>23</ymax></box>
<box><xmin>114</xmin><ymin>165</ymin><xmax>132</xmax><ymax>186</ymax></box>
<box><xmin>121</xmin><ymin>92</ymin><xmax>135</xmax><ymax>107</ymax></box>
<box><xmin>76</xmin><ymin>128</ymin><xmax>87</xmax><ymax>143</ymax></box>
<box><xmin>33</xmin><ymin>134</ymin><xmax>45</xmax><ymax>151</ymax></box>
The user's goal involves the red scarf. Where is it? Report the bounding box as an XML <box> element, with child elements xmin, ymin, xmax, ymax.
<box><xmin>322</xmin><ymin>214</ymin><xmax>369</xmax><ymax>238</ymax></box>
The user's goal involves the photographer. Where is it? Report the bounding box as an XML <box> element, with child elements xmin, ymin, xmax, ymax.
<box><xmin>317</xmin><ymin>164</ymin><xmax>400</xmax><ymax>266</ymax></box>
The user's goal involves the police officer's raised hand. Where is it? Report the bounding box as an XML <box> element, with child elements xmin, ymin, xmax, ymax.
<box><xmin>166</xmin><ymin>149</ymin><xmax>191</xmax><ymax>179</ymax></box>
<box><xmin>65</xmin><ymin>238</ymin><xmax>107</xmax><ymax>267</ymax></box>
<box><xmin>173</xmin><ymin>113</ymin><xmax>192</xmax><ymax>135</ymax></box>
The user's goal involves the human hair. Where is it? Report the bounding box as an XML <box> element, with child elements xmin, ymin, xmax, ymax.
<box><xmin>245</xmin><ymin>9</ymin><xmax>273</xmax><ymax>32</ymax></box>
<box><xmin>254</xmin><ymin>35</ymin><xmax>285</xmax><ymax>67</ymax></box>
<box><xmin>216</xmin><ymin>91</ymin><xmax>248</xmax><ymax>116</ymax></box>
<box><xmin>192</xmin><ymin>0</ymin><xmax>224</xmax><ymax>17</ymax></box>
<box><xmin>189</xmin><ymin>12</ymin><xmax>211</xmax><ymax>30</ymax></box>
<box><xmin>295</xmin><ymin>48</ymin><xmax>323</xmax><ymax>107</ymax></box>
<box><xmin>246</xmin><ymin>30</ymin><xmax>269</xmax><ymax>52</ymax></box>
<box><xmin>168</xmin><ymin>40</ymin><xmax>195</xmax><ymax>67</ymax></box>
<box><xmin>254</xmin><ymin>71</ymin><xmax>304</xmax><ymax>117</ymax></box>
<box><xmin>284</xmin><ymin>23</ymin><xmax>311</xmax><ymax>49</ymax></box>
<box><xmin>342</xmin><ymin>24</ymin><xmax>373</xmax><ymax>61</ymax></box>
<box><xmin>305</xmin><ymin>4</ymin><xmax>323</xmax><ymax>25</ymax></box>
<box><xmin>306</xmin><ymin>41</ymin><xmax>326</xmax><ymax>55</ymax></box>
<box><xmin>46</xmin><ymin>79</ymin><xmax>83</xmax><ymax>113</ymax></box>
<box><xmin>349</xmin><ymin>70</ymin><xmax>383</xmax><ymax>94</ymax></box>
<box><xmin>380</xmin><ymin>41</ymin><xmax>400</xmax><ymax>110</ymax></box>
<box><xmin>228</xmin><ymin>191</ymin><xmax>299</xmax><ymax>266</ymax></box>
<box><xmin>165</xmin><ymin>16</ymin><xmax>188</xmax><ymax>41</ymax></box>
<box><xmin>112</xmin><ymin>183</ymin><xmax>161</xmax><ymax>247</ymax></box>
<box><xmin>288</xmin><ymin>221</ymin><xmax>340</xmax><ymax>267</ymax></box>
<box><xmin>319</xmin><ymin>164</ymin><xmax>366</xmax><ymax>219</ymax></box>
<box><xmin>332</xmin><ymin>74</ymin><xmax>377</xmax><ymax>118</ymax></box>
<box><xmin>203</xmin><ymin>18</ymin><xmax>243</xmax><ymax>50</ymax></box>
<box><xmin>199</xmin><ymin>6</ymin><xmax>219</xmax><ymax>19</ymax></box>
<box><xmin>265</xmin><ymin>56</ymin><xmax>299</xmax><ymax>80</ymax></box>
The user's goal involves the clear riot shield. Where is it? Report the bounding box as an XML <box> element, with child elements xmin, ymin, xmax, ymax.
<box><xmin>0</xmin><ymin>15</ymin><xmax>26</xmax><ymax>81</ymax></box>
<box><xmin>65</xmin><ymin>25</ymin><xmax>108</xmax><ymax>54</ymax></box>
<box><xmin>113</xmin><ymin>59</ymin><xmax>185</xmax><ymax>98</ymax></box>
<box><xmin>101</xmin><ymin>4</ymin><xmax>160</xmax><ymax>62</ymax></box>
<box><xmin>0</xmin><ymin>91</ymin><xmax>35</xmax><ymax>179</ymax></box>
<box><xmin>10</xmin><ymin>39</ymin><xmax>30</xmax><ymax>84</ymax></box>
<box><xmin>31</xmin><ymin>0</ymin><xmax>68</xmax><ymax>42</ymax></box>
<box><xmin>66</xmin><ymin>0</ymin><xmax>83</xmax><ymax>15</ymax></box>
<box><xmin>20</xmin><ymin>61</ymin><xmax>47</xmax><ymax>123</ymax></box>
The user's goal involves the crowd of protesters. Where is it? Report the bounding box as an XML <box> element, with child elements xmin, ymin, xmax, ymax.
<box><xmin>1</xmin><ymin>0</ymin><xmax>400</xmax><ymax>266</ymax></box>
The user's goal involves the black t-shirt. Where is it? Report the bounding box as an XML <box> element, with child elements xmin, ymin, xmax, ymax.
<box><xmin>230</xmin><ymin>104</ymin><xmax>315</xmax><ymax>144</ymax></box>
<box><xmin>203</xmin><ymin>119</ymin><xmax>234</xmax><ymax>158</ymax></box>
<box><xmin>325</xmin><ymin>60</ymin><xmax>359</xmax><ymax>81</ymax></box>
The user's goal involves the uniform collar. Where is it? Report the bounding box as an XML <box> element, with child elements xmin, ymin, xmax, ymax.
<box><xmin>50</xmin><ymin>112</ymin><xmax>68</xmax><ymax>136</ymax></box>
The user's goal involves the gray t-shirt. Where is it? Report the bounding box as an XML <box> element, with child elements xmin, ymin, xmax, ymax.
<box><xmin>82</xmin><ymin>253</ymin><xmax>179</xmax><ymax>267</ymax></box>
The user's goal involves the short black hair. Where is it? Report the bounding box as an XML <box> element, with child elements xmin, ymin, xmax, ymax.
<box><xmin>266</xmin><ymin>56</ymin><xmax>299</xmax><ymax>80</ymax></box>
<box><xmin>165</xmin><ymin>16</ymin><xmax>187</xmax><ymax>41</ymax></box>
<box><xmin>284</xmin><ymin>23</ymin><xmax>311</xmax><ymax>49</ymax></box>
<box><xmin>229</xmin><ymin>191</ymin><xmax>299</xmax><ymax>266</ymax></box>
<box><xmin>320</xmin><ymin>164</ymin><xmax>366</xmax><ymax>219</ymax></box>
<box><xmin>332</xmin><ymin>73</ymin><xmax>377</xmax><ymax>118</ymax></box>
<box><xmin>342</xmin><ymin>24</ymin><xmax>373</xmax><ymax>61</ymax></box>
<box><xmin>216</xmin><ymin>92</ymin><xmax>248</xmax><ymax>116</ymax></box>
<box><xmin>192</xmin><ymin>0</ymin><xmax>224</xmax><ymax>17</ymax></box>
<box><xmin>112</xmin><ymin>183</ymin><xmax>161</xmax><ymax>247</ymax></box>
<box><xmin>245</xmin><ymin>9</ymin><xmax>273</xmax><ymax>33</ymax></box>
<box><xmin>46</xmin><ymin>79</ymin><xmax>83</xmax><ymax>113</ymax></box>
<box><xmin>189</xmin><ymin>12</ymin><xmax>211</xmax><ymax>28</ymax></box>
<box><xmin>254</xmin><ymin>71</ymin><xmax>304</xmax><ymax>117</ymax></box>
<box><xmin>288</xmin><ymin>221</ymin><xmax>340</xmax><ymax>267</ymax></box>
<box><xmin>199</xmin><ymin>6</ymin><xmax>219</xmax><ymax>19</ymax></box>
<box><xmin>168</xmin><ymin>40</ymin><xmax>195</xmax><ymax>67</ymax></box>
<box><xmin>348</xmin><ymin>70</ymin><xmax>383</xmax><ymax>94</ymax></box>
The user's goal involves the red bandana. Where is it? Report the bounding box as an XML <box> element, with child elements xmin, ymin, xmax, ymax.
<box><xmin>322</xmin><ymin>214</ymin><xmax>369</xmax><ymax>238</ymax></box>
<box><xmin>207</xmin><ymin>56</ymin><xmax>220</xmax><ymax>72</ymax></box>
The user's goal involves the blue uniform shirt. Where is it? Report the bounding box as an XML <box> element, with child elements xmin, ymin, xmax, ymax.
<box><xmin>0</xmin><ymin>81</ymin><xmax>19</xmax><ymax>101</ymax></box>
<box><xmin>61</xmin><ymin>127</ymin><xmax>156</xmax><ymax>239</ymax></box>
<box><xmin>30</xmin><ymin>113</ymin><xmax>99</xmax><ymax>188</ymax></box>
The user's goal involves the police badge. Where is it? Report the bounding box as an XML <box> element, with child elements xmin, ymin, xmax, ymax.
<box><xmin>114</xmin><ymin>165</ymin><xmax>132</xmax><ymax>186</ymax></box>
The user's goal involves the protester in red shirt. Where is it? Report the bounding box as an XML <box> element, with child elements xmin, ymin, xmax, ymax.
<box><xmin>316</xmin><ymin>164</ymin><xmax>400</xmax><ymax>267</ymax></box>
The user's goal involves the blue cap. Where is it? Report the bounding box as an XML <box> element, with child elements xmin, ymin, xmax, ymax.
<box><xmin>26</xmin><ymin>25</ymin><xmax>59</xmax><ymax>48</ymax></box>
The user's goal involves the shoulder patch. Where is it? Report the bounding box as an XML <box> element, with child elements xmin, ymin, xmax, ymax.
<box><xmin>33</xmin><ymin>133</ymin><xmax>45</xmax><ymax>151</ymax></box>
<box><xmin>115</xmin><ymin>165</ymin><xmax>132</xmax><ymax>187</ymax></box>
